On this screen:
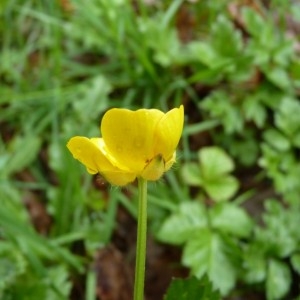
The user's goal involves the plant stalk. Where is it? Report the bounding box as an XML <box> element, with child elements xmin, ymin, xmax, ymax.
<box><xmin>133</xmin><ymin>177</ymin><xmax>148</xmax><ymax>300</ymax></box>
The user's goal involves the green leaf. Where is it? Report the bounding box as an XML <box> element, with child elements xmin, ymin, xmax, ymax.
<box><xmin>291</xmin><ymin>253</ymin><xmax>300</xmax><ymax>274</ymax></box>
<box><xmin>243</xmin><ymin>243</ymin><xmax>267</xmax><ymax>284</ymax></box>
<box><xmin>183</xmin><ymin>229</ymin><xmax>237</xmax><ymax>295</ymax></box>
<box><xmin>181</xmin><ymin>162</ymin><xmax>202</xmax><ymax>186</ymax></box>
<box><xmin>46</xmin><ymin>266</ymin><xmax>72</xmax><ymax>299</ymax></box>
<box><xmin>243</xmin><ymin>94</ymin><xmax>267</xmax><ymax>128</ymax></box>
<box><xmin>292</xmin><ymin>132</ymin><xmax>300</xmax><ymax>148</ymax></box>
<box><xmin>242</xmin><ymin>8</ymin><xmax>266</xmax><ymax>38</ymax></box>
<box><xmin>264</xmin><ymin>67</ymin><xmax>292</xmax><ymax>90</ymax></box>
<box><xmin>73</xmin><ymin>75</ymin><xmax>111</xmax><ymax>121</ymax></box>
<box><xmin>7</xmin><ymin>278</ymin><xmax>47</xmax><ymax>300</ymax></box>
<box><xmin>199</xmin><ymin>147</ymin><xmax>235</xmax><ymax>177</ymax></box>
<box><xmin>273</xmin><ymin>39</ymin><xmax>294</xmax><ymax>67</ymax></box>
<box><xmin>211</xmin><ymin>15</ymin><xmax>242</xmax><ymax>58</ymax></box>
<box><xmin>263</xmin><ymin>129</ymin><xmax>290</xmax><ymax>151</ymax></box>
<box><xmin>0</xmin><ymin>242</ymin><xmax>26</xmax><ymax>295</ymax></box>
<box><xmin>196</xmin><ymin>147</ymin><xmax>239</xmax><ymax>201</ymax></box>
<box><xmin>201</xmin><ymin>91</ymin><xmax>244</xmax><ymax>133</ymax></box>
<box><xmin>260</xmin><ymin>200</ymin><xmax>299</xmax><ymax>257</ymax></box>
<box><xmin>266</xmin><ymin>259</ymin><xmax>291</xmax><ymax>300</ymax></box>
<box><xmin>275</xmin><ymin>97</ymin><xmax>300</xmax><ymax>137</ymax></box>
<box><xmin>164</xmin><ymin>276</ymin><xmax>221</xmax><ymax>300</ymax></box>
<box><xmin>204</xmin><ymin>176</ymin><xmax>239</xmax><ymax>202</ymax></box>
<box><xmin>157</xmin><ymin>202</ymin><xmax>208</xmax><ymax>245</ymax></box>
<box><xmin>225</xmin><ymin>130</ymin><xmax>259</xmax><ymax>166</ymax></box>
<box><xmin>4</xmin><ymin>135</ymin><xmax>41</xmax><ymax>176</ymax></box>
<box><xmin>210</xmin><ymin>203</ymin><xmax>253</xmax><ymax>237</ymax></box>
<box><xmin>188</xmin><ymin>42</ymin><xmax>219</xmax><ymax>67</ymax></box>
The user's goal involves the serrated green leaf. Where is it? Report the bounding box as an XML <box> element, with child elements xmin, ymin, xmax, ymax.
<box><xmin>183</xmin><ymin>229</ymin><xmax>212</xmax><ymax>279</ymax></box>
<box><xmin>273</xmin><ymin>39</ymin><xmax>294</xmax><ymax>66</ymax></box>
<box><xmin>275</xmin><ymin>97</ymin><xmax>300</xmax><ymax>137</ymax></box>
<box><xmin>243</xmin><ymin>243</ymin><xmax>267</xmax><ymax>284</ymax></box>
<box><xmin>0</xmin><ymin>242</ymin><xmax>27</xmax><ymax>294</ymax></box>
<box><xmin>264</xmin><ymin>67</ymin><xmax>292</xmax><ymax>90</ymax></box>
<box><xmin>211</xmin><ymin>15</ymin><xmax>242</xmax><ymax>58</ymax></box>
<box><xmin>188</xmin><ymin>42</ymin><xmax>219</xmax><ymax>67</ymax></box>
<box><xmin>266</xmin><ymin>259</ymin><xmax>291</xmax><ymax>300</ymax></box>
<box><xmin>210</xmin><ymin>203</ymin><xmax>253</xmax><ymax>237</ymax></box>
<box><xmin>260</xmin><ymin>200</ymin><xmax>298</xmax><ymax>257</ymax></box>
<box><xmin>201</xmin><ymin>91</ymin><xmax>244</xmax><ymax>133</ymax></box>
<box><xmin>164</xmin><ymin>276</ymin><xmax>221</xmax><ymax>300</ymax></box>
<box><xmin>46</xmin><ymin>266</ymin><xmax>71</xmax><ymax>299</ymax></box>
<box><xmin>243</xmin><ymin>94</ymin><xmax>267</xmax><ymax>128</ymax></box>
<box><xmin>157</xmin><ymin>202</ymin><xmax>208</xmax><ymax>245</ymax></box>
<box><xmin>242</xmin><ymin>8</ymin><xmax>266</xmax><ymax>38</ymax></box>
<box><xmin>183</xmin><ymin>229</ymin><xmax>237</xmax><ymax>295</ymax></box>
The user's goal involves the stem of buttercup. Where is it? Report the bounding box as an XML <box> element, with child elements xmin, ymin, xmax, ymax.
<box><xmin>134</xmin><ymin>177</ymin><xmax>148</xmax><ymax>300</ymax></box>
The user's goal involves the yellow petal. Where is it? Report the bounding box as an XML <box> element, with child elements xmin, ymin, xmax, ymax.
<box><xmin>102</xmin><ymin>170</ymin><xmax>136</xmax><ymax>186</ymax></box>
<box><xmin>154</xmin><ymin>105</ymin><xmax>184</xmax><ymax>161</ymax></box>
<box><xmin>101</xmin><ymin>108</ymin><xmax>164</xmax><ymax>172</ymax></box>
<box><xmin>165</xmin><ymin>151</ymin><xmax>176</xmax><ymax>171</ymax></box>
<box><xmin>67</xmin><ymin>137</ymin><xmax>136</xmax><ymax>186</ymax></box>
<box><xmin>90</xmin><ymin>138</ymin><xmax>137</xmax><ymax>185</ymax></box>
<box><xmin>67</xmin><ymin>136</ymin><xmax>101</xmax><ymax>174</ymax></box>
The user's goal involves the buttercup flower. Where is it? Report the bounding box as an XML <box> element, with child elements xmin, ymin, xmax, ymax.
<box><xmin>67</xmin><ymin>105</ymin><xmax>184</xmax><ymax>186</ymax></box>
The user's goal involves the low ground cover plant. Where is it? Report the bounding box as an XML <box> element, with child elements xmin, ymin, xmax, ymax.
<box><xmin>1</xmin><ymin>0</ymin><xmax>300</xmax><ymax>299</ymax></box>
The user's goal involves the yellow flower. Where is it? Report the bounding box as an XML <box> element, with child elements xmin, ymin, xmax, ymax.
<box><xmin>67</xmin><ymin>105</ymin><xmax>184</xmax><ymax>186</ymax></box>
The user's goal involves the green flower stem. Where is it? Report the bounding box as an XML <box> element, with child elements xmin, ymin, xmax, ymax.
<box><xmin>134</xmin><ymin>177</ymin><xmax>148</xmax><ymax>300</ymax></box>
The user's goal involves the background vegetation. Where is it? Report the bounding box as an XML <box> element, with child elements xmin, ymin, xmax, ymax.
<box><xmin>1</xmin><ymin>0</ymin><xmax>300</xmax><ymax>299</ymax></box>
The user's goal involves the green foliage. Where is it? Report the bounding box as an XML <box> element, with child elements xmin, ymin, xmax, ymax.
<box><xmin>266</xmin><ymin>259</ymin><xmax>291</xmax><ymax>300</ymax></box>
<box><xmin>1</xmin><ymin>0</ymin><xmax>300</xmax><ymax>299</ymax></box>
<box><xmin>158</xmin><ymin>199</ymin><xmax>253</xmax><ymax>296</ymax></box>
<box><xmin>242</xmin><ymin>199</ymin><xmax>300</xmax><ymax>300</ymax></box>
<box><xmin>157</xmin><ymin>202</ymin><xmax>208</xmax><ymax>245</ymax></box>
<box><xmin>0</xmin><ymin>242</ymin><xmax>26</xmax><ymax>297</ymax></box>
<box><xmin>164</xmin><ymin>276</ymin><xmax>221</xmax><ymax>300</ymax></box>
<box><xmin>182</xmin><ymin>147</ymin><xmax>239</xmax><ymax>201</ymax></box>
<box><xmin>1</xmin><ymin>135</ymin><xmax>42</xmax><ymax>177</ymax></box>
<box><xmin>0</xmin><ymin>189</ymin><xmax>82</xmax><ymax>298</ymax></box>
